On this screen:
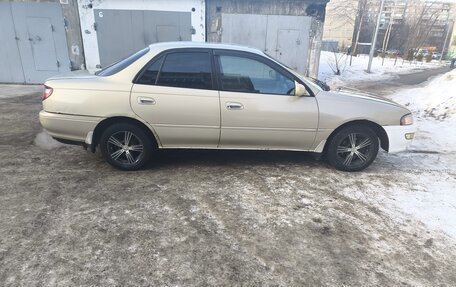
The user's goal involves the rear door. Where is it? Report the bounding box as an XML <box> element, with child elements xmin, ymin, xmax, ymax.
<box><xmin>215</xmin><ymin>51</ymin><xmax>318</xmax><ymax>150</ymax></box>
<box><xmin>131</xmin><ymin>49</ymin><xmax>220</xmax><ymax>148</ymax></box>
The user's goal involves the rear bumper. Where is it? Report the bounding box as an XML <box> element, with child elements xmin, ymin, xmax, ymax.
<box><xmin>382</xmin><ymin>124</ymin><xmax>417</xmax><ymax>153</ymax></box>
<box><xmin>39</xmin><ymin>110</ymin><xmax>102</xmax><ymax>143</ymax></box>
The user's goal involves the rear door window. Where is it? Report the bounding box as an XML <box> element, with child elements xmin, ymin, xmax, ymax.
<box><xmin>156</xmin><ymin>52</ymin><xmax>213</xmax><ymax>90</ymax></box>
<box><xmin>135</xmin><ymin>55</ymin><xmax>164</xmax><ymax>85</ymax></box>
<box><xmin>96</xmin><ymin>47</ymin><xmax>150</xmax><ymax>77</ymax></box>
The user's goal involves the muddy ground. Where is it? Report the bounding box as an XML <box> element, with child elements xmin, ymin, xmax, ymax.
<box><xmin>1</xmin><ymin>83</ymin><xmax>456</xmax><ymax>286</ymax></box>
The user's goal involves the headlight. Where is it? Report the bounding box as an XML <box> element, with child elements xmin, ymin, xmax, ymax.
<box><xmin>400</xmin><ymin>113</ymin><xmax>413</xmax><ymax>125</ymax></box>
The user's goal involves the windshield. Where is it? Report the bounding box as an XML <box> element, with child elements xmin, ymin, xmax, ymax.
<box><xmin>96</xmin><ymin>47</ymin><xmax>150</xmax><ymax>76</ymax></box>
<box><xmin>263</xmin><ymin>52</ymin><xmax>330</xmax><ymax>92</ymax></box>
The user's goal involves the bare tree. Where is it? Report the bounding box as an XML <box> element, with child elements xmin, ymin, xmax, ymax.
<box><xmin>323</xmin><ymin>0</ymin><xmax>359</xmax><ymax>50</ymax></box>
<box><xmin>323</xmin><ymin>0</ymin><xmax>381</xmax><ymax>65</ymax></box>
<box><xmin>326</xmin><ymin>0</ymin><xmax>359</xmax><ymax>25</ymax></box>
<box><xmin>328</xmin><ymin>48</ymin><xmax>348</xmax><ymax>75</ymax></box>
<box><xmin>402</xmin><ymin>0</ymin><xmax>443</xmax><ymax>61</ymax></box>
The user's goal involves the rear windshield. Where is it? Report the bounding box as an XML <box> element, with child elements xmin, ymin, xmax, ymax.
<box><xmin>95</xmin><ymin>47</ymin><xmax>150</xmax><ymax>76</ymax></box>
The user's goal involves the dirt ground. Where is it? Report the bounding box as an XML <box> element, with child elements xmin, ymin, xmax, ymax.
<box><xmin>1</xmin><ymin>84</ymin><xmax>456</xmax><ymax>286</ymax></box>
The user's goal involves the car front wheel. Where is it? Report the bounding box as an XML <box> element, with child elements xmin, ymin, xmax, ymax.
<box><xmin>99</xmin><ymin>123</ymin><xmax>153</xmax><ymax>171</ymax></box>
<box><xmin>327</xmin><ymin>125</ymin><xmax>379</xmax><ymax>172</ymax></box>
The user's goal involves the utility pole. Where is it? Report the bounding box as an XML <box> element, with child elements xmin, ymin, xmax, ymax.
<box><xmin>381</xmin><ymin>3</ymin><xmax>398</xmax><ymax>66</ymax></box>
<box><xmin>381</xmin><ymin>21</ymin><xmax>393</xmax><ymax>66</ymax></box>
<box><xmin>440</xmin><ymin>19</ymin><xmax>453</xmax><ymax>62</ymax></box>
<box><xmin>367</xmin><ymin>0</ymin><xmax>386</xmax><ymax>73</ymax></box>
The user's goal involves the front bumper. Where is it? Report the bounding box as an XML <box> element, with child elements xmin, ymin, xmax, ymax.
<box><xmin>39</xmin><ymin>110</ymin><xmax>102</xmax><ymax>143</ymax></box>
<box><xmin>382</xmin><ymin>124</ymin><xmax>417</xmax><ymax>153</ymax></box>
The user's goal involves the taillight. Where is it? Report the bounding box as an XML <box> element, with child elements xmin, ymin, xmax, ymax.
<box><xmin>42</xmin><ymin>85</ymin><xmax>53</xmax><ymax>101</ymax></box>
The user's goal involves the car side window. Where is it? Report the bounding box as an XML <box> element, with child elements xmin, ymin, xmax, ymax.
<box><xmin>156</xmin><ymin>52</ymin><xmax>213</xmax><ymax>90</ymax></box>
<box><xmin>136</xmin><ymin>55</ymin><xmax>164</xmax><ymax>85</ymax></box>
<box><xmin>217</xmin><ymin>55</ymin><xmax>295</xmax><ymax>95</ymax></box>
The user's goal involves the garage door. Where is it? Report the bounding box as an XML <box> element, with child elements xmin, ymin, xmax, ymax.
<box><xmin>94</xmin><ymin>9</ymin><xmax>192</xmax><ymax>67</ymax></box>
<box><xmin>0</xmin><ymin>2</ymin><xmax>70</xmax><ymax>84</ymax></box>
<box><xmin>221</xmin><ymin>14</ymin><xmax>312</xmax><ymax>75</ymax></box>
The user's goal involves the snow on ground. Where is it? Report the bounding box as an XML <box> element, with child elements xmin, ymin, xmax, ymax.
<box><xmin>387</xmin><ymin>70</ymin><xmax>456</xmax><ymax>237</ymax></box>
<box><xmin>34</xmin><ymin>130</ymin><xmax>63</xmax><ymax>150</ymax></box>
<box><xmin>390</xmin><ymin>171</ymin><xmax>456</xmax><ymax>238</ymax></box>
<box><xmin>317</xmin><ymin>59</ymin><xmax>456</xmax><ymax>239</ymax></box>
<box><xmin>318</xmin><ymin>51</ymin><xmax>445</xmax><ymax>86</ymax></box>
<box><xmin>355</xmin><ymin>69</ymin><xmax>456</xmax><ymax>238</ymax></box>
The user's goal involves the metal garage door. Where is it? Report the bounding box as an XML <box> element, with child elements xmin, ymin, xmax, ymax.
<box><xmin>0</xmin><ymin>4</ymin><xmax>24</xmax><ymax>83</ymax></box>
<box><xmin>94</xmin><ymin>9</ymin><xmax>192</xmax><ymax>67</ymax></box>
<box><xmin>0</xmin><ymin>2</ymin><xmax>70</xmax><ymax>84</ymax></box>
<box><xmin>221</xmin><ymin>14</ymin><xmax>312</xmax><ymax>75</ymax></box>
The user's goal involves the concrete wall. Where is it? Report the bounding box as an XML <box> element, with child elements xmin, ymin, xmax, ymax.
<box><xmin>205</xmin><ymin>0</ymin><xmax>329</xmax><ymax>77</ymax></box>
<box><xmin>1</xmin><ymin>0</ymin><xmax>85</xmax><ymax>71</ymax></box>
<box><xmin>308</xmin><ymin>19</ymin><xmax>324</xmax><ymax>78</ymax></box>
<box><xmin>62</xmin><ymin>0</ymin><xmax>85</xmax><ymax>70</ymax></box>
<box><xmin>77</xmin><ymin>0</ymin><xmax>206</xmax><ymax>71</ymax></box>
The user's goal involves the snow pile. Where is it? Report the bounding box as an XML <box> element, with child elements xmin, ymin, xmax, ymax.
<box><xmin>34</xmin><ymin>130</ymin><xmax>63</xmax><ymax>150</ymax></box>
<box><xmin>389</xmin><ymin>69</ymin><xmax>456</xmax><ymax>152</ymax></box>
<box><xmin>319</xmin><ymin>51</ymin><xmax>443</xmax><ymax>86</ymax></box>
<box><xmin>391</xmin><ymin>70</ymin><xmax>456</xmax><ymax>120</ymax></box>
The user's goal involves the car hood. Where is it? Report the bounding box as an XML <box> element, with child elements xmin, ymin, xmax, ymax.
<box><xmin>328</xmin><ymin>87</ymin><xmax>403</xmax><ymax>108</ymax></box>
<box><xmin>46</xmin><ymin>70</ymin><xmax>97</xmax><ymax>81</ymax></box>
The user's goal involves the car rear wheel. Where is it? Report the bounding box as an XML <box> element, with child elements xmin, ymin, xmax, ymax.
<box><xmin>327</xmin><ymin>125</ymin><xmax>379</xmax><ymax>172</ymax></box>
<box><xmin>100</xmin><ymin>123</ymin><xmax>153</xmax><ymax>171</ymax></box>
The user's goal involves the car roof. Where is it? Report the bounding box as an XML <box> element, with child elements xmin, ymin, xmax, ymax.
<box><xmin>148</xmin><ymin>41</ymin><xmax>265</xmax><ymax>56</ymax></box>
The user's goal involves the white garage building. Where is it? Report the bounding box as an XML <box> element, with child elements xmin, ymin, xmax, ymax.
<box><xmin>77</xmin><ymin>0</ymin><xmax>206</xmax><ymax>71</ymax></box>
<box><xmin>0</xmin><ymin>0</ymin><xmax>329</xmax><ymax>83</ymax></box>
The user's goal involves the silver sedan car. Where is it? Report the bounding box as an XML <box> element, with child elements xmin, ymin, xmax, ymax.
<box><xmin>39</xmin><ymin>42</ymin><xmax>416</xmax><ymax>171</ymax></box>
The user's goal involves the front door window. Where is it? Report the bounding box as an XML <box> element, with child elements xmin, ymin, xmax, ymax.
<box><xmin>217</xmin><ymin>55</ymin><xmax>295</xmax><ymax>95</ymax></box>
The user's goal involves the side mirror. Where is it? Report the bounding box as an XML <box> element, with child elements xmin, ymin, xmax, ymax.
<box><xmin>294</xmin><ymin>81</ymin><xmax>310</xmax><ymax>97</ymax></box>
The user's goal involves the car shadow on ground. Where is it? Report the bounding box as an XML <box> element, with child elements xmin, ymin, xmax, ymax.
<box><xmin>143</xmin><ymin>149</ymin><xmax>326</xmax><ymax>170</ymax></box>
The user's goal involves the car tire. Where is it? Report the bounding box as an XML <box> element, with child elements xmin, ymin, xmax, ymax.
<box><xmin>327</xmin><ymin>125</ymin><xmax>379</xmax><ymax>172</ymax></box>
<box><xmin>99</xmin><ymin>123</ymin><xmax>153</xmax><ymax>171</ymax></box>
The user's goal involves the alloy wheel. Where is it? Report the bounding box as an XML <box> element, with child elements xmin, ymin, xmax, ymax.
<box><xmin>336</xmin><ymin>132</ymin><xmax>373</xmax><ymax>167</ymax></box>
<box><xmin>106</xmin><ymin>131</ymin><xmax>144</xmax><ymax>165</ymax></box>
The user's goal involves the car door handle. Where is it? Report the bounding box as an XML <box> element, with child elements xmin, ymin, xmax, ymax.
<box><xmin>226</xmin><ymin>102</ymin><xmax>243</xmax><ymax>110</ymax></box>
<box><xmin>137</xmin><ymin>96</ymin><xmax>155</xmax><ymax>105</ymax></box>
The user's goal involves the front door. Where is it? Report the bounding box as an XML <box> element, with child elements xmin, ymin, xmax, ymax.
<box><xmin>215</xmin><ymin>51</ymin><xmax>318</xmax><ymax>150</ymax></box>
<box><xmin>131</xmin><ymin>50</ymin><xmax>220</xmax><ymax>148</ymax></box>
